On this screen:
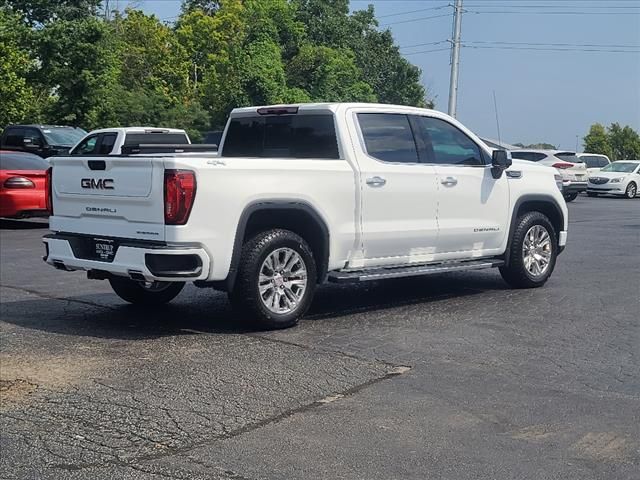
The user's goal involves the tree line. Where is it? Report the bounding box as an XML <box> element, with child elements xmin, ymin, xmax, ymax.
<box><xmin>0</xmin><ymin>0</ymin><xmax>430</xmax><ymax>140</ymax></box>
<box><xmin>583</xmin><ymin>123</ymin><xmax>640</xmax><ymax>161</ymax></box>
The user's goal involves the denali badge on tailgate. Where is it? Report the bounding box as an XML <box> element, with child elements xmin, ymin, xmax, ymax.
<box><xmin>81</xmin><ymin>178</ymin><xmax>114</xmax><ymax>189</ymax></box>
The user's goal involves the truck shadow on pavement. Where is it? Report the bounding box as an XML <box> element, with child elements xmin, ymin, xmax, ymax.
<box><xmin>0</xmin><ymin>218</ymin><xmax>49</xmax><ymax>230</ymax></box>
<box><xmin>1</xmin><ymin>272</ymin><xmax>507</xmax><ymax>340</ymax></box>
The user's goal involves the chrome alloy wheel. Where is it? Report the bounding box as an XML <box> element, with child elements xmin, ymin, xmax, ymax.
<box><xmin>522</xmin><ymin>225</ymin><xmax>552</xmax><ymax>277</ymax></box>
<box><xmin>258</xmin><ymin>248</ymin><xmax>308</xmax><ymax>314</ymax></box>
<box><xmin>626</xmin><ymin>183</ymin><xmax>637</xmax><ymax>198</ymax></box>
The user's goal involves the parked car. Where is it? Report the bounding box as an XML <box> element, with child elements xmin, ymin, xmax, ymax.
<box><xmin>69</xmin><ymin>127</ymin><xmax>191</xmax><ymax>156</ymax></box>
<box><xmin>43</xmin><ymin>103</ymin><xmax>568</xmax><ymax>329</ymax></box>
<box><xmin>587</xmin><ymin>160</ymin><xmax>640</xmax><ymax>199</ymax></box>
<box><xmin>576</xmin><ymin>153</ymin><xmax>611</xmax><ymax>175</ymax></box>
<box><xmin>0</xmin><ymin>125</ymin><xmax>86</xmax><ymax>158</ymax></box>
<box><xmin>510</xmin><ymin>149</ymin><xmax>588</xmax><ymax>202</ymax></box>
<box><xmin>0</xmin><ymin>150</ymin><xmax>50</xmax><ymax>218</ymax></box>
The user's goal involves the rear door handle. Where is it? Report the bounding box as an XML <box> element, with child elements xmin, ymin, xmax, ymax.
<box><xmin>441</xmin><ymin>176</ymin><xmax>458</xmax><ymax>187</ymax></box>
<box><xmin>366</xmin><ymin>176</ymin><xmax>387</xmax><ymax>187</ymax></box>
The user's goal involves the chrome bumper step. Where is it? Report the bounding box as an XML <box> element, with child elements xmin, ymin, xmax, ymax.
<box><xmin>327</xmin><ymin>259</ymin><xmax>504</xmax><ymax>283</ymax></box>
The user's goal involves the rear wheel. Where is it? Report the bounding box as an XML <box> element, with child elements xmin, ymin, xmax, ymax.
<box><xmin>563</xmin><ymin>192</ymin><xmax>578</xmax><ymax>202</ymax></box>
<box><xmin>109</xmin><ymin>277</ymin><xmax>184</xmax><ymax>305</ymax></box>
<box><xmin>625</xmin><ymin>182</ymin><xmax>637</xmax><ymax>199</ymax></box>
<box><xmin>500</xmin><ymin>211</ymin><xmax>557</xmax><ymax>289</ymax></box>
<box><xmin>229</xmin><ymin>229</ymin><xmax>316</xmax><ymax>329</ymax></box>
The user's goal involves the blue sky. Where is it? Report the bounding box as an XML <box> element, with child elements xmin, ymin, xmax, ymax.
<box><xmin>132</xmin><ymin>0</ymin><xmax>639</xmax><ymax>150</ymax></box>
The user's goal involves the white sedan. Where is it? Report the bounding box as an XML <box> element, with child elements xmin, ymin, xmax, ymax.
<box><xmin>587</xmin><ymin>160</ymin><xmax>640</xmax><ymax>199</ymax></box>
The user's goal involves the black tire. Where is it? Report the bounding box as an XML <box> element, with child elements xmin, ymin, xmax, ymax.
<box><xmin>499</xmin><ymin>211</ymin><xmax>558</xmax><ymax>289</ymax></box>
<box><xmin>563</xmin><ymin>192</ymin><xmax>578</xmax><ymax>202</ymax></box>
<box><xmin>108</xmin><ymin>277</ymin><xmax>184</xmax><ymax>305</ymax></box>
<box><xmin>587</xmin><ymin>192</ymin><xmax>598</xmax><ymax>197</ymax></box>
<box><xmin>229</xmin><ymin>229</ymin><xmax>317</xmax><ymax>330</ymax></box>
<box><xmin>625</xmin><ymin>182</ymin><xmax>637</xmax><ymax>199</ymax></box>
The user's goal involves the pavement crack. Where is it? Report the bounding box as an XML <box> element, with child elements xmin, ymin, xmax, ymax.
<box><xmin>0</xmin><ymin>284</ymin><xmax>116</xmax><ymax>311</ymax></box>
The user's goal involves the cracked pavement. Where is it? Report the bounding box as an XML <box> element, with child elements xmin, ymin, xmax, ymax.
<box><xmin>1</xmin><ymin>196</ymin><xmax>639</xmax><ymax>479</ymax></box>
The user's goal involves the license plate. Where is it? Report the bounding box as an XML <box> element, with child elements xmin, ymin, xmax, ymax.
<box><xmin>93</xmin><ymin>238</ymin><xmax>117</xmax><ymax>262</ymax></box>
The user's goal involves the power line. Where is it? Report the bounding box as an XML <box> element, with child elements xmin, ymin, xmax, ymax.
<box><xmin>402</xmin><ymin>47</ymin><xmax>452</xmax><ymax>56</ymax></box>
<box><xmin>466</xmin><ymin>10</ymin><xmax>640</xmax><ymax>15</ymax></box>
<box><xmin>462</xmin><ymin>44</ymin><xmax>640</xmax><ymax>53</ymax></box>
<box><xmin>464</xmin><ymin>40</ymin><xmax>640</xmax><ymax>49</ymax></box>
<box><xmin>400</xmin><ymin>40</ymin><xmax>449</xmax><ymax>50</ymax></box>
<box><xmin>377</xmin><ymin>5</ymin><xmax>449</xmax><ymax>19</ymax></box>
<box><xmin>380</xmin><ymin>13</ymin><xmax>451</xmax><ymax>27</ymax></box>
<box><xmin>466</xmin><ymin>3</ymin><xmax>640</xmax><ymax>8</ymax></box>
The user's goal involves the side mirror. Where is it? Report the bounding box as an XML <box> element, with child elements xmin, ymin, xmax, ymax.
<box><xmin>491</xmin><ymin>149</ymin><xmax>512</xmax><ymax>178</ymax></box>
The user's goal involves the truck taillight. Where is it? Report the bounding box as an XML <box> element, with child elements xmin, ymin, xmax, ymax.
<box><xmin>45</xmin><ymin>167</ymin><xmax>53</xmax><ymax>214</ymax></box>
<box><xmin>164</xmin><ymin>169</ymin><xmax>196</xmax><ymax>225</ymax></box>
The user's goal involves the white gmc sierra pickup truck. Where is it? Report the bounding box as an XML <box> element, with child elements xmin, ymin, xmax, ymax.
<box><xmin>43</xmin><ymin>103</ymin><xmax>568</xmax><ymax>329</ymax></box>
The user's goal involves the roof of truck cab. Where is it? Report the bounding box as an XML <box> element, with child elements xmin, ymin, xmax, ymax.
<box><xmin>84</xmin><ymin>127</ymin><xmax>187</xmax><ymax>135</ymax></box>
<box><xmin>230</xmin><ymin>103</ymin><xmax>440</xmax><ymax>115</ymax></box>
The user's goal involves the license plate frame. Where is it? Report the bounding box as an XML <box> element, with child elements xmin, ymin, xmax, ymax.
<box><xmin>92</xmin><ymin>237</ymin><xmax>118</xmax><ymax>262</ymax></box>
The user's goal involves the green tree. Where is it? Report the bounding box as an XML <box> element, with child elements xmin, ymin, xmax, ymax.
<box><xmin>0</xmin><ymin>10</ymin><xmax>37</xmax><ymax>125</ymax></box>
<box><xmin>1</xmin><ymin>0</ymin><xmax>101</xmax><ymax>26</ymax></box>
<box><xmin>293</xmin><ymin>0</ymin><xmax>428</xmax><ymax>107</ymax></box>
<box><xmin>288</xmin><ymin>44</ymin><xmax>375</xmax><ymax>102</ymax></box>
<box><xmin>34</xmin><ymin>17</ymin><xmax>119</xmax><ymax>127</ymax></box>
<box><xmin>607</xmin><ymin>123</ymin><xmax>640</xmax><ymax>160</ymax></box>
<box><xmin>583</xmin><ymin>123</ymin><xmax>613</xmax><ymax>159</ymax></box>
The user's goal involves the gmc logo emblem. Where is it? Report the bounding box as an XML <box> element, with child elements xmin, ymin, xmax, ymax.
<box><xmin>81</xmin><ymin>178</ymin><xmax>114</xmax><ymax>190</ymax></box>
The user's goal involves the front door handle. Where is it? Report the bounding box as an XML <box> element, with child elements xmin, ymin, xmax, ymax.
<box><xmin>441</xmin><ymin>176</ymin><xmax>458</xmax><ymax>187</ymax></box>
<box><xmin>366</xmin><ymin>176</ymin><xmax>387</xmax><ymax>187</ymax></box>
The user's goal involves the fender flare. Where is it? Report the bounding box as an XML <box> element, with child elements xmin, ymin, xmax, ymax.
<box><xmin>504</xmin><ymin>194</ymin><xmax>566</xmax><ymax>265</ymax></box>
<box><xmin>219</xmin><ymin>200</ymin><xmax>330</xmax><ymax>291</ymax></box>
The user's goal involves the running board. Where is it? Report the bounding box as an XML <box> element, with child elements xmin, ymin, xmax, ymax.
<box><xmin>327</xmin><ymin>259</ymin><xmax>505</xmax><ymax>284</ymax></box>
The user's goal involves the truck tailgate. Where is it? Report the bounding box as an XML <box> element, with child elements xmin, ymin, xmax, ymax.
<box><xmin>49</xmin><ymin>156</ymin><xmax>166</xmax><ymax>241</ymax></box>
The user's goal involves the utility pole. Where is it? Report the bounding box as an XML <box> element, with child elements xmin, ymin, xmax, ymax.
<box><xmin>448</xmin><ymin>0</ymin><xmax>463</xmax><ymax>118</ymax></box>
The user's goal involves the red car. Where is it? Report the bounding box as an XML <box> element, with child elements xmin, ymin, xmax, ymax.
<box><xmin>0</xmin><ymin>150</ymin><xmax>50</xmax><ymax>218</ymax></box>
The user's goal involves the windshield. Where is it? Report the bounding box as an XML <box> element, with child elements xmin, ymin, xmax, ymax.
<box><xmin>601</xmin><ymin>162</ymin><xmax>639</xmax><ymax>173</ymax></box>
<box><xmin>42</xmin><ymin>127</ymin><xmax>87</xmax><ymax>146</ymax></box>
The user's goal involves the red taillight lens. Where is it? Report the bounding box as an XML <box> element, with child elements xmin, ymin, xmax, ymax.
<box><xmin>552</xmin><ymin>162</ymin><xmax>574</xmax><ymax>169</ymax></box>
<box><xmin>164</xmin><ymin>169</ymin><xmax>196</xmax><ymax>225</ymax></box>
<box><xmin>45</xmin><ymin>167</ymin><xmax>53</xmax><ymax>214</ymax></box>
<box><xmin>3</xmin><ymin>176</ymin><xmax>35</xmax><ymax>189</ymax></box>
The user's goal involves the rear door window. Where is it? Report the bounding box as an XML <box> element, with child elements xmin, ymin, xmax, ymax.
<box><xmin>223</xmin><ymin>114</ymin><xmax>339</xmax><ymax>159</ymax></box>
<box><xmin>357</xmin><ymin>113</ymin><xmax>419</xmax><ymax>163</ymax></box>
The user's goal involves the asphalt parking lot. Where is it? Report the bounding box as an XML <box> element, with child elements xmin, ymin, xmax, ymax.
<box><xmin>1</xmin><ymin>195</ymin><xmax>638</xmax><ymax>480</ymax></box>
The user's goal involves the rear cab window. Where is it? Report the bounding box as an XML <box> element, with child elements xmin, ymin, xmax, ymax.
<box><xmin>124</xmin><ymin>132</ymin><xmax>189</xmax><ymax>146</ymax></box>
<box><xmin>222</xmin><ymin>113</ymin><xmax>339</xmax><ymax>159</ymax></box>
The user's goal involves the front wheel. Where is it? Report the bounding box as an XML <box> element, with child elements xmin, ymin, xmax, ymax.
<box><xmin>625</xmin><ymin>182</ymin><xmax>637</xmax><ymax>199</ymax></box>
<box><xmin>109</xmin><ymin>277</ymin><xmax>184</xmax><ymax>305</ymax></box>
<box><xmin>229</xmin><ymin>229</ymin><xmax>316</xmax><ymax>330</ymax></box>
<box><xmin>500</xmin><ymin>211</ymin><xmax>558</xmax><ymax>289</ymax></box>
<box><xmin>563</xmin><ymin>192</ymin><xmax>578</xmax><ymax>202</ymax></box>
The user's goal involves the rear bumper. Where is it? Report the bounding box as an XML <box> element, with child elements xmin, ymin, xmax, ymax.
<box><xmin>562</xmin><ymin>181</ymin><xmax>587</xmax><ymax>193</ymax></box>
<box><xmin>43</xmin><ymin>233</ymin><xmax>211</xmax><ymax>282</ymax></box>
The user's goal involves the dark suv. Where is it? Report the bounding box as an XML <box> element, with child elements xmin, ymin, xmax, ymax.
<box><xmin>0</xmin><ymin>125</ymin><xmax>87</xmax><ymax>158</ymax></box>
